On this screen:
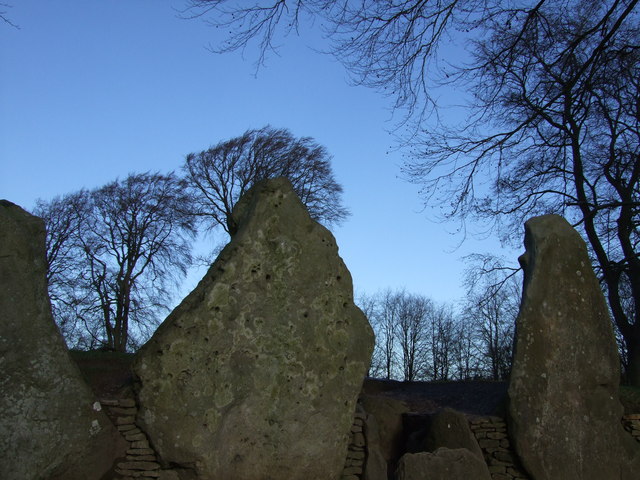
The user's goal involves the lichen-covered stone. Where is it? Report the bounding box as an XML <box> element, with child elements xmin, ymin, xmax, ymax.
<box><xmin>395</xmin><ymin>448</ymin><xmax>491</xmax><ymax>480</ymax></box>
<box><xmin>0</xmin><ymin>200</ymin><xmax>126</xmax><ymax>480</ymax></box>
<box><xmin>508</xmin><ymin>214</ymin><xmax>640</xmax><ymax>480</ymax></box>
<box><xmin>133</xmin><ymin>178</ymin><xmax>374</xmax><ymax>480</ymax></box>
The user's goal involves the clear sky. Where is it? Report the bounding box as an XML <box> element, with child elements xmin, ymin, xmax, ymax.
<box><xmin>0</xmin><ymin>0</ymin><xmax>518</xmax><ymax>306</ymax></box>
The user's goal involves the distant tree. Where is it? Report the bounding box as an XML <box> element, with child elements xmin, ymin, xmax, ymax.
<box><xmin>185</xmin><ymin>1</ymin><xmax>640</xmax><ymax>386</ymax></box>
<box><xmin>451</xmin><ymin>318</ymin><xmax>478</xmax><ymax>381</ymax></box>
<box><xmin>34</xmin><ymin>191</ymin><xmax>90</xmax><ymax>345</ymax></box>
<box><xmin>462</xmin><ymin>256</ymin><xmax>520</xmax><ymax>380</ymax></box>
<box><xmin>373</xmin><ymin>289</ymin><xmax>402</xmax><ymax>380</ymax></box>
<box><xmin>183</xmin><ymin>126</ymin><xmax>349</xmax><ymax>235</ymax></box>
<box><xmin>425</xmin><ymin>303</ymin><xmax>457</xmax><ymax>381</ymax></box>
<box><xmin>365</xmin><ymin>289</ymin><xmax>465</xmax><ymax>381</ymax></box>
<box><xmin>395</xmin><ymin>293</ymin><xmax>431</xmax><ymax>382</ymax></box>
<box><xmin>35</xmin><ymin>172</ymin><xmax>196</xmax><ymax>351</ymax></box>
<box><xmin>357</xmin><ymin>292</ymin><xmax>386</xmax><ymax>378</ymax></box>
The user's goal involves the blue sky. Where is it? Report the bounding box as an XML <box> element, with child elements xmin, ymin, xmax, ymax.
<box><xmin>0</xmin><ymin>0</ymin><xmax>517</xmax><ymax>306</ymax></box>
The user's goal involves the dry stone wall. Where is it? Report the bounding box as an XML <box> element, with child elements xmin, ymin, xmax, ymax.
<box><xmin>100</xmin><ymin>397</ymin><xmax>164</xmax><ymax>479</ymax></box>
<box><xmin>622</xmin><ymin>414</ymin><xmax>640</xmax><ymax>443</ymax></box>
<box><xmin>98</xmin><ymin>393</ymin><xmax>640</xmax><ymax>480</ymax></box>
<box><xmin>469</xmin><ymin>417</ymin><xmax>528</xmax><ymax>480</ymax></box>
<box><xmin>100</xmin><ymin>395</ymin><xmax>373</xmax><ymax>480</ymax></box>
<box><xmin>340</xmin><ymin>408</ymin><xmax>367</xmax><ymax>480</ymax></box>
<box><xmin>352</xmin><ymin>404</ymin><xmax>640</xmax><ymax>480</ymax></box>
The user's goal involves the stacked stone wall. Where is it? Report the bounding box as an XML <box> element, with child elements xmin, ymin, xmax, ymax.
<box><xmin>340</xmin><ymin>408</ymin><xmax>367</xmax><ymax>480</ymax></box>
<box><xmin>622</xmin><ymin>414</ymin><xmax>640</xmax><ymax>443</ymax></box>
<box><xmin>99</xmin><ymin>397</ymin><xmax>168</xmax><ymax>480</ymax></box>
<box><xmin>101</xmin><ymin>395</ymin><xmax>373</xmax><ymax>480</ymax></box>
<box><xmin>468</xmin><ymin>417</ymin><xmax>528</xmax><ymax>480</ymax></box>
<box><xmin>97</xmin><ymin>396</ymin><xmax>640</xmax><ymax>480</ymax></box>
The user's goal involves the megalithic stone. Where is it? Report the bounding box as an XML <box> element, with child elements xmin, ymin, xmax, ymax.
<box><xmin>508</xmin><ymin>214</ymin><xmax>640</xmax><ymax>480</ymax></box>
<box><xmin>133</xmin><ymin>178</ymin><xmax>374</xmax><ymax>480</ymax></box>
<box><xmin>0</xmin><ymin>200</ymin><xmax>126</xmax><ymax>480</ymax></box>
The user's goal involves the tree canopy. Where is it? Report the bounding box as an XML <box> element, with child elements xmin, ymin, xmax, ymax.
<box><xmin>35</xmin><ymin>172</ymin><xmax>196</xmax><ymax>351</ymax></box>
<box><xmin>183</xmin><ymin>126</ymin><xmax>349</xmax><ymax>235</ymax></box>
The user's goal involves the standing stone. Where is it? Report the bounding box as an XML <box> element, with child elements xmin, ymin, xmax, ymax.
<box><xmin>508</xmin><ymin>214</ymin><xmax>640</xmax><ymax>480</ymax></box>
<box><xmin>0</xmin><ymin>200</ymin><xmax>126</xmax><ymax>480</ymax></box>
<box><xmin>395</xmin><ymin>448</ymin><xmax>491</xmax><ymax>480</ymax></box>
<box><xmin>133</xmin><ymin>178</ymin><xmax>374</xmax><ymax>480</ymax></box>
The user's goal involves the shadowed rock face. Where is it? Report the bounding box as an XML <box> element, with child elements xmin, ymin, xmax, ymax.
<box><xmin>395</xmin><ymin>448</ymin><xmax>491</xmax><ymax>480</ymax></box>
<box><xmin>0</xmin><ymin>200</ymin><xmax>126</xmax><ymax>480</ymax></box>
<box><xmin>133</xmin><ymin>178</ymin><xmax>374</xmax><ymax>480</ymax></box>
<box><xmin>419</xmin><ymin>408</ymin><xmax>483</xmax><ymax>460</ymax></box>
<box><xmin>508</xmin><ymin>214</ymin><xmax>640</xmax><ymax>480</ymax></box>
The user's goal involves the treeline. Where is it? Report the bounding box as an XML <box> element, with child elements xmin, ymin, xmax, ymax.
<box><xmin>33</xmin><ymin>126</ymin><xmax>348</xmax><ymax>352</ymax></box>
<box><xmin>360</xmin><ymin>268</ymin><xmax>521</xmax><ymax>382</ymax></box>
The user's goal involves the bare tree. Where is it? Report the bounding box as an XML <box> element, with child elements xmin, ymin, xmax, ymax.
<box><xmin>183</xmin><ymin>126</ymin><xmax>349</xmax><ymax>235</ymax></box>
<box><xmin>406</xmin><ymin>2</ymin><xmax>640</xmax><ymax>384</ymax></box>
<box><xmin>182</xmin><ymin>0</ymin><xmax>457</xmax><ymax>117</ymax></box>
<box><xmin>1</xmin><ymin>3</ymin><xmax>18</xmax><ymax>28</ymax></box>
<box><xmin>395</xmin><ymin>293</ymin><xmax>431</xmax><ymax>382</ymax></box>
<box><xmin>451</xmin><ymin>318</ymin><xmax>479</xmax><ymax>381</ymax></box>
<box><xmin>425</xmin><ymin>302</ymin><xmax>457</xmax><ymax>381</ymax></box>
<box><xmin>463</xmin><ymin>281</ymin><xmax>519</xmax><ymax>381</ymax></box>
<box><xmin>373</xmin><ymin>289</ymin><xmax>402</xmax><ymax>380</ymax></box>
<box><xmin>34</xmin><ymin>191</ymin><xmax>91</xmax><ymax>346</ymax></box>
<box><xmin>357</xmin><ymin>292</ymin><xmax>386</xmax><ymax>378</ymax></box>
<box><xmin>462</xmin><ymin>255</ymin><xmax>521</xmax><ymax>379</ymax></box>
<box><xmin>35</xmin><ymin>172</ymin><xmax>197</xmax><ymax>351</ymax></box>
<box><xmin>186</xmin><ymin>0</ymin><xmax>640</xmax><ymax>386</ymax></box>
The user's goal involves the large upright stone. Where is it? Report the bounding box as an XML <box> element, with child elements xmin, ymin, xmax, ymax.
<box><xmin>0</xmin><ymin>200</ymin><xmax>126</xmax><ymax>480</ymax></box>
<box><xmin>508</xmin><ymin>214</ymin><xmax>640</xmax><ymax>480</ymax></box>
<box><xmin>133</xmin><ymin>178</ymin><xmax>374</xmax><ymax>480</ymax></box>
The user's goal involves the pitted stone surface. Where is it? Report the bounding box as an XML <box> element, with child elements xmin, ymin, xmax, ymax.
<box><xmin>508</xmin><ymin>214</ymin><xmax>640</xmax><ymax>480</ymax></box>
<box><xmin>133</xmin><ymin>178</ymin><xmax>374</xmax><ymax>480</ymax></box>
<box><xmin>0</xmin><ymin>200</ymin><xmax>125</xmax><ymax>480</ymax></box>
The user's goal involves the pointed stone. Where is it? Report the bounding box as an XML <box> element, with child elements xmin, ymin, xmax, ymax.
<box><xmin>133</xmin><ymin>178</ymin><xmax>374</xmax><ymax>480</ymax></box>
<box><xmin>0</xmin><ymin>201</ymin><xmax>127</xmax><ymax>480</ymax></box>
